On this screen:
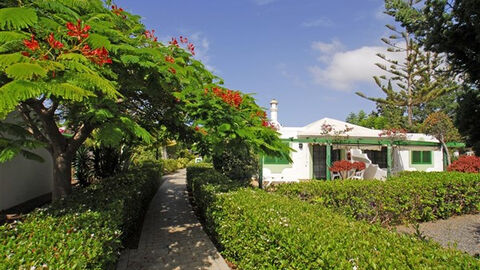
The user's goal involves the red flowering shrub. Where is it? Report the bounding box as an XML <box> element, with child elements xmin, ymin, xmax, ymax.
<box><xmin>21</xmin><ymin>19</ymin><xmax>112</xmax><ymax>67</ymax></box>
<box><xmin>329</xmin><ymin>160</ymin><xmax>353</xmax><ymax>172</ymax></box>
<box><xmin>447</xmin><ymin>155</ymin><xmax>480</xmax><ymax>173</ymax></box>
<box><xmin>352</xmin><ymin>161</ymin><xmax>366</xmax><ymax>171</ymax></box>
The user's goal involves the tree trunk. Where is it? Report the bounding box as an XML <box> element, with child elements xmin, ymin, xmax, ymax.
<box><xmin>52</xmin><ymin>152</ymin><xmax>73</xmax><ymax>200</ymax></box>
<box><xmin>441</xmin><ymin>140</ymin><xmax>452</xmax><ymax>166</ymax></box>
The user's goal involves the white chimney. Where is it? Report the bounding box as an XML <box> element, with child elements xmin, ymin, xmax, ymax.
<box><xmin>270</xmin><ymin>99</ymin><xmax>278</xmax><ymax>123</ymax></box>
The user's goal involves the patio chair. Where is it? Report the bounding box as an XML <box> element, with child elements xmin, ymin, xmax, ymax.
<box><xmin>349</xmin><ymin>169</ymin><xmax>365</xmax><ymax>180</ymax></box>
<box><xmin>331</xmin><ymin>172</ymin><xmax>341</xmax><ymax>180</ymax></box>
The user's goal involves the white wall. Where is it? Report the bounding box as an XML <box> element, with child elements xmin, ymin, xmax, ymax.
<box><xmin>0</xmin><ymin>113</ymin><xmax>53</xmax><ymax>211</ymax></box>
<box><xmin>0</xmin><ymin>148</ymin><xmax>53</xmax><ymax>211</ymax></box>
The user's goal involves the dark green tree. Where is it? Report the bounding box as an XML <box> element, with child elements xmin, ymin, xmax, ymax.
<box><xmin>356</xmin><ymin>0</ymin><xmax>457</xmax><ymax>127</ymax></box>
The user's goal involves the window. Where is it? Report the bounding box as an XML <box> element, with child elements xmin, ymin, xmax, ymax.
<box><xmin>411</xmin><ymin>151</ymin><xmax>432</xmax><ymax>164</ymax></box>
<box><xmin>263</xmin><ymin>142</ymin><xmax>290</xmax><ymax>165</ymax></box>
<box><xmin>364</xmin><ymin>147</ymin><xmax>388</xmax><ymax>169</ymax></box>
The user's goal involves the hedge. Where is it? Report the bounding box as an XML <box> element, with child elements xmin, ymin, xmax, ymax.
<box><xmin>0</xmin><ymin>163</ymin><xmax>161</xmax><ymax>269</ymax></box>
<box><xmin>274</xmin><ymin>171</ymin><xmax>480</xmax><ymax>225</ymax></box>
<box><xmin>187</xmin><ymin>166</ymin><xmax>480</xmax><ymax>269</ymax></box>
<box><xmin>162</xmin><ymin>158</ymin><xmax>191</xmax><ymax>174</ymax></box>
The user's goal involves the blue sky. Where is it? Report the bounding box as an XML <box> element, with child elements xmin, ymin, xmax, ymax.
<box><xmin>116</xmin><ymin>0</ymin><xmax>396</xmax><ymax>126</ymax></box>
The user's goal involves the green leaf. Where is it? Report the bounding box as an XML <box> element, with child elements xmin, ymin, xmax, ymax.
<box><xmin>0</xmin><ymin>7</ymin><xmax>38</xmax><ymax>30</ymax></box>
<box><xmin>0</xmin><ymin>52</ymin><xmax>29</xmax><ymax>67</ymax></box>
<box><xmin>0</xmin><ymin>80</ymin><xmax>43</xmax><ymax>118</ymax></box>
<box><xmin>49</xmin><ymin>83</ymin><xmax>96</xmax><ymax>101</ymax></box>
<box><xmin>6</xmin><ymin>63</ymin><xmax>47</xmax><ymax>80</ymax></box>
<box><xmin>87</xmin><ymin>33</ymin><xmax>111</xmax><ymax>49</ymax></box>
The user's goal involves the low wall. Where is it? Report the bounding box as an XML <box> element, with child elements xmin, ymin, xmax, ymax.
<box><xmin>0</xmin><ymin>148</ymin><xmax>53</xmax><ymax>211</ymax></box>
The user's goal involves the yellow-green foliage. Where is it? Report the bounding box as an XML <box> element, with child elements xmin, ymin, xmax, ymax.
<box><xmin>0</xmin><ymin>164</ymin><xmax>161</xmax><ymax>269</ymax></box>
<box><xmin>274</xmin><ymin>171</ymin><xmax>480</xmax><ymax>225</ymax></box>
<box><xmin>187</xmin><ymin>167</ymin><xmax>480</xmax><ymax>269</ymax></box>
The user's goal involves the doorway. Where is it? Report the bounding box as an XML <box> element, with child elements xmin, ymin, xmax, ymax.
<box><xmin>312</xmin><ymin>145</ymin><xmax>326</xmax><ymax>179</ymax></box>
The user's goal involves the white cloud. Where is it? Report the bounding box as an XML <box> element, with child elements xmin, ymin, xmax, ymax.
<box><xmin>189</xmin><ymin>32</ymin><xmax>217</xmax><ymax>73</ymax></box>
<box><xmin>309</xmin><ymin>41</ymin><xmax>404</xmax><ymax>91</ymax></box>
<box><xmin>252</xmin><ymin>0</ymin><xmax>277</xmax><ymax>5</ymax></box>
<box><xmin>302</xmin><ymin>17</ymin><xmax>333</xmax><ymax>28</ymax></box>
<box><xmin>311</xmin><ymin>39</ymin><xmax>344</xmax><ymax>63</ymax></box>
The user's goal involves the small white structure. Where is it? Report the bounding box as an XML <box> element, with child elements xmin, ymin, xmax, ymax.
<box><xmin>261</xmin><ymin>100</ymin><xmax>458</xmax><ymax>184</ymax></box>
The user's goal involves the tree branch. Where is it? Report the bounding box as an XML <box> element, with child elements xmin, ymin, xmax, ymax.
<box><xmin>17</xmin><ymin>104</ymin><xmax>51</xmax><ymax>148</ymax></box>
<box><xmin>67</xmin><ymin>122</ymin><xmax>95</xmax><ymax>156</ymax></box>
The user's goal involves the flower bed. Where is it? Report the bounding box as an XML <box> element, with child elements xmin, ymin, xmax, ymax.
<box><xmin>0</xmin><ymin>163</ymin><xmax>161</xmax><ymax>269</ymax></box>
<box><xmin>187</xmin><ymin>166</ymin><xmax>480</xmax><ymax>269</ymax></box>
<box><xmin>274</xmin><ymin>171</ymin><xmax>480</xmax><ymax>225</ymax></box>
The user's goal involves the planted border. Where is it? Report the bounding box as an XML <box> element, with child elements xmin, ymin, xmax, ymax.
<box><xmin>0</xmin><ymin>163</ymin><xmax>161</xmax><ymax>269</ymax></box>
<box><xmin>187</xmin><ymin>166</ymin><xmax>480</xmax><ymax>269</ymax></box>
<box><xmin>273</xmin><ymin>171</ymin><xmax>480</xmax><ymax>225</ymax></box>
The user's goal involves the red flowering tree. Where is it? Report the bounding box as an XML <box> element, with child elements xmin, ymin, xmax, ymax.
<box><xmin>0</xmin><ymin>1</ymin><xmax>290</xmax><ymax>199</ymax></box>
<box><xmin>329</xmin><ymin>160</ymin><xmax>365</xmax><ymax>179</ymax></box>
<box><xmin>447</xmin><ymin>155</ymin><xmax>480</xmax><ymax>173</ymax></box>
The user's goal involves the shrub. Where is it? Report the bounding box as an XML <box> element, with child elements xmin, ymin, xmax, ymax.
<box><xmin>274</xmin><ymin>171</ymin><xmax>480</xmax><ymax>225</ymax></box>
<box><xmin>448</xmin><ymin>155</ymin><xmax>480</xmax><ymax>172</ymax></box>
<box><xmin>0</xmin><ymin>164</ymin><xmax>161</xmax><ymax>269</ymax></box>
<box><xmin>186</xmin><ymin>162</ymin><xmax>213</xmax><ymax>192</ymax></box>
<box><xmin>187</xmin><ymin>168</ymin><xmax>480</xmax><ymax>269</ymax></box>
<box><xmin>212</xmin><ymin>139</ymin><xmax>258</xmax><ymax>184</ymax></box>
<box><xmin>161</xmin><ymin>158</ymin><xmax>191</xmax><ymax>174</ymax></box>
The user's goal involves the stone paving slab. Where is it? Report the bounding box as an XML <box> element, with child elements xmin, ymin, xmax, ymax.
<box><xmin>117</xmin><ymin>169</ymin><xmax>230</xmax><ymax>270</ymax></box>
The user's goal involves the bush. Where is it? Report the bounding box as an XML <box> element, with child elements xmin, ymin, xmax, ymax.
<box><xmin>212</xmin><ymin>140</ymin><xmax>258</xmax><ymax>184</ymax></box>
<box><xmin>161</xmin><ymin>158</ymin><xmax>191</xmax><ymax>174</ymax></box>
<box><xmin>448</xmin><ymin>155</ymin><xmax>480</xmax><ymax>172</ymax></box>
<box><xmin>187</xmin><ymin>167</ymin><xmax>480</xmax><ymax>269</ymax></box>
<box><xmin>0</xmin><ymin>164</ymin><xmax>161</xmax><ymax>269</ymax></box>
<box><xmin>274</xmin><ymin>171</ymin><xmax>480</xmax><ymax>225</ymax></box>
<box><xmin>186</xmin><ymin>162</ymin><xmax>213</xmax><ymax>192</ymax></box>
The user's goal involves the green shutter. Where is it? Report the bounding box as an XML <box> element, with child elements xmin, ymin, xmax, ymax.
<box><xmin>412</xmin><ymin>151</ymin><xmax>422</xmax><ymax>164</ymax></box>
<box><xmin>411</xmin><ymin>151</ymin><xmax>433</xmax><ymax>165</ymax></box>
<box><xmin>422</xmin><ymin>151</ymin><xmax>432</xmax><ymax>164</ymax></box>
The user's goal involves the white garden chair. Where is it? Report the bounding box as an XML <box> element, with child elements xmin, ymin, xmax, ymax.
<box><xmin>349</xmin><ymin>169</ymin><xmax>365</xmax><ymax>180</ymax></box>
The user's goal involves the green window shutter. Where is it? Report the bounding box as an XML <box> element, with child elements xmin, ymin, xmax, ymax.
<box><xmin>422</xmin><ymin>151</ymin><xmax>432</xmax><ymax>164</ymax></box>
<box><xmin>412</xmin><ymin>151</ymin><xmax>422</xmax><ymax>164</ymax></box>
<box><xmin>411</xmin><ymin>151</ymin><xmax>432</xmax><ymax>165</ymax></box>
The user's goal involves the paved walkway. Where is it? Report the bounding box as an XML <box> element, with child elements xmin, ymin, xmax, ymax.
<box><xmin>117</xmin><ymin>169</ymin><xmax>230</xmax><ymax>270</ymax></box>
<box><xmin>396</xmin><ymin>214</ymin><xmax>480</xmax><ymax>256</ymax></box>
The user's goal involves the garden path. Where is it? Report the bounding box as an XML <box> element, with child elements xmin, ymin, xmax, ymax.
<box><xmin>116</xmin><ymin>169</ymin><xmax>230</xmax><ymax>270</ymax></box>
<box><xmin>396</xmin><ymin>214</ymin><xmax>480</xmax><ymax>256</ymax></box>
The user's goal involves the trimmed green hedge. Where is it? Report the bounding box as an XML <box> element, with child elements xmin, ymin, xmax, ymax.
<box><xmin>162</xmin><ymin>158</ymin><xmax>191</xmax><ymax>174</ymax></box>
<box><xmin>186</xmin><ymin>162</ymin><xmax>213</xmax><ymax>192</ymax></box>
<box><xmin>0</xmin><ymin>164</ymin><xmax>161</xmax><ymax>269</ymax></box>
<box><xmin>187</xmin><ymin>167</ymin><xmax>480</xmax><ymax>269</ymax></box>
<box><xmin>274</xmin><ymin>171</ymin><xmax>480</xmax><ymax>225</ymax></box>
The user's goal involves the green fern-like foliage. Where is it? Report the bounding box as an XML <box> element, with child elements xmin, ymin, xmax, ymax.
<box><xmin>6</xmin><ymin>63</ymin><xmax>47</xmax><ymax>80</ymax></box>
<box><xmin>0</xmin><ymin>7</ymin><xmax>38</xmax><ymax>30</ymax></box>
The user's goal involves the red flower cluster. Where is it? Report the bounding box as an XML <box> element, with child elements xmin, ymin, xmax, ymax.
<box><xmin>165</xmin><ymin>55</ymin><xmax>175</xmax><ymax>63</ymax></box>
<box><xmin>169</xmin><ymin>37</ymin><xmax>179</xmax><ymax>47</ymax></box>
<box><xmin>211</xmin><ymin>87</ymin><xmax>243</xmax><ymax>108</ymax></box>
<box><xmin>168</xmin><ymin>67</ymin><xmax>176</xmax><ymax>74</ymax></box>
<box><xmin>66</xmin><ymin>20</ymin><xmax>90</xmax><ymax>40</ymax></box>
<box><xmin>187</xmin><ymin>43</ymin><xmax>195</xmax><ymax>55</ymax></box>
<box><xmin>47</xmin><ymin>33</ymin><xmax>63</xmax><ymax>49</ymax></box>
<box><xmin>169</xmin><ymin>36</ymin><xmax>195</xmax><ymax>55</ymax></box>
<box><xmin>179</xmin><ymin>36</ymin><xmax>188</xmax><ymax>44</ymax></box>
<box><xmin>111</xmin><ymin>5</ymin><xmax>126</xmax><ymax>18</ymax></box>
<box><xmin>352</xmin><ymin>161</ymin><xmax>366</xmax><ymax>171</ymax></box>
<box><xmin>82</xmin><ymin>45</ymin><xmax>112</xmax><ymax>66</ymax></box>
<box><xmin>329</xmin><ymin>160</ymin><xmax>365</xmax><ymax>172</ymax></box>
<box><xmin>194</xmin><ymin>126</ymin><xmax>207</xmax><ymax>135</ymax></box>
<box><xmin>144</xmin><ymin>29</ymin><xmax>158</xmax><ymax>42</ymax></box>
<box><xmin>379</xmin><ymin>128</ymin><xmax>407</xmax><ymax>137</ymax></box>
<box><xmin>23</xmin><ymin>35</ymin><xmax>39</xmax><ymax>51</ymax></box>
<box><xmin>447</xmin><ymin>155</ymin><xmax>480</xmax><ymax>173</ymax></box>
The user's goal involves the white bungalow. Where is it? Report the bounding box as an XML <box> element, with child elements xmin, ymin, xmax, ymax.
<box><xmin>261</xmin><ymin>99</ymin><xmax>463</xmax><ymax>185</ymax></box>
